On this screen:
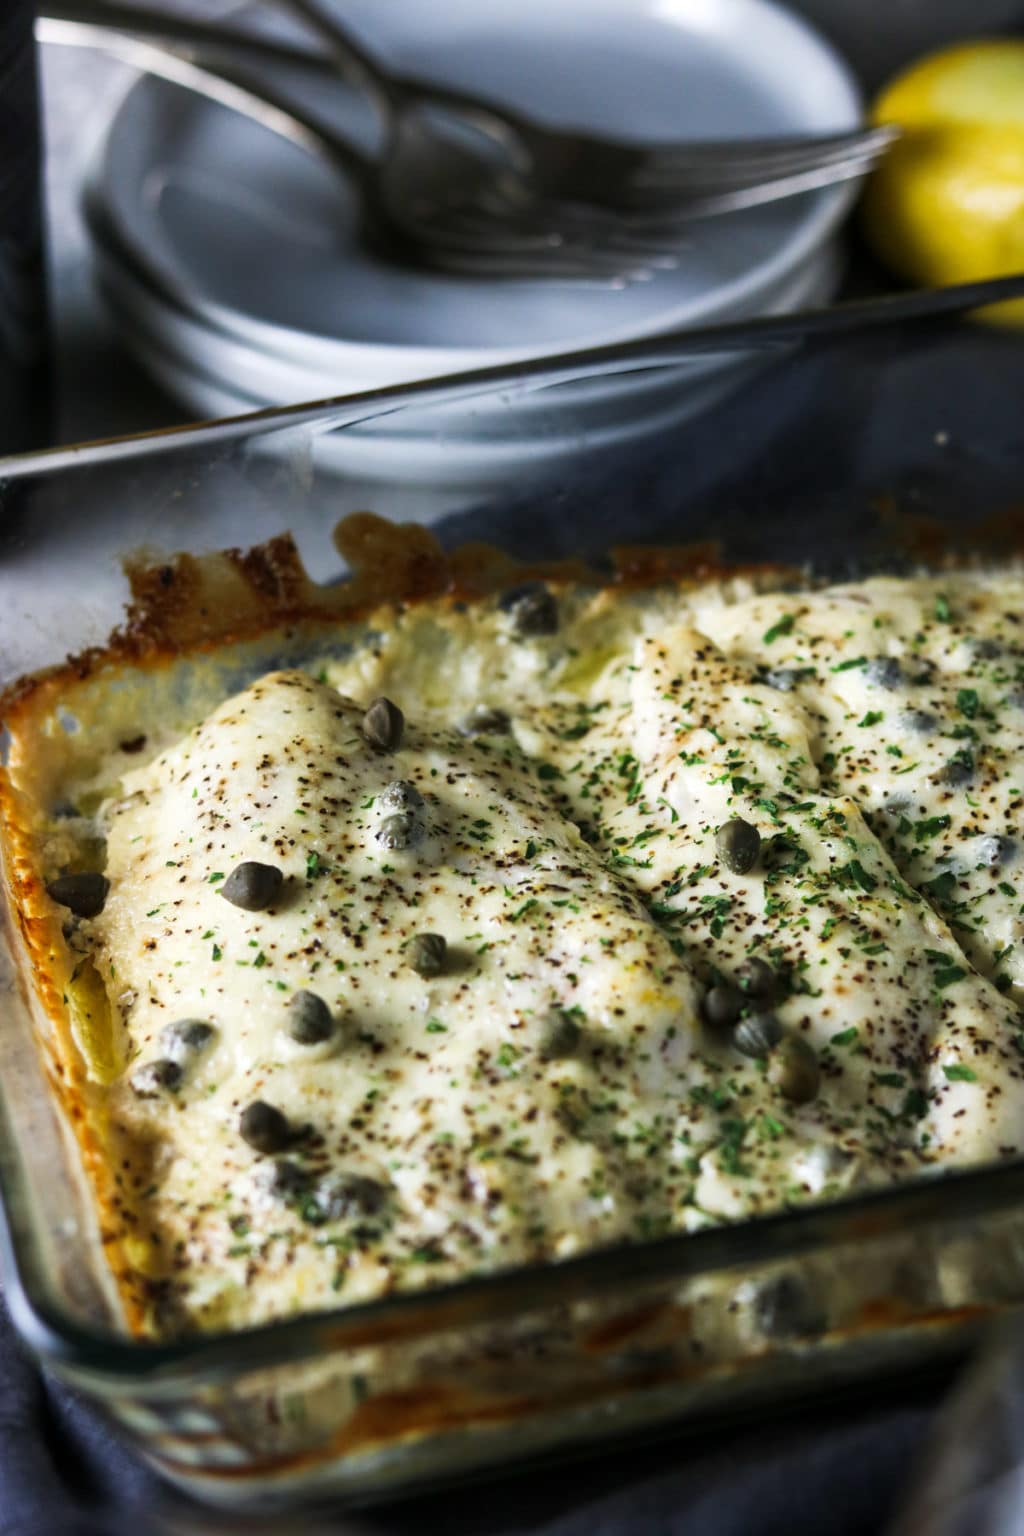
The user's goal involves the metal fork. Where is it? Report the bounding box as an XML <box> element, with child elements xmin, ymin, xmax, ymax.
<box><xmin>369</xmin><ymin>114</ymin><xmax>888</xmax><ymax>281</ymax></box>
<box><xmin>41</xmin><ymin>2</ymin><xmax>890</xmax><ymax>283</ymax></box>
<box><xmin>35</xmin><ymin>5</ymin><xmax>680</xmax><ymax>282</ymax></box>
<box><xmin>279</xmin><ymin>0</ymin><xmax>896</xmax><ymax>218</ymax></box>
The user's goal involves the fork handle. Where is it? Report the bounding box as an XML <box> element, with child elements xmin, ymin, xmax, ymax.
<box><xmin>271</xmin><ymin>0</ymin><xmax>529</xmax><ymax>152</ymax></box>
<box><xmin>37</xmin><ymin>12</ymin><xmax>373</xmax><ymax>188</ymax></box>
<box><xmin>272</xmin><ymin>0</ymin><xmax>394</xmax><ymax>121</ymax></box>
<box><xmin>39</xmin><ymin>2</ymin><xmax>335</xmax><ymax>77</ymax></box>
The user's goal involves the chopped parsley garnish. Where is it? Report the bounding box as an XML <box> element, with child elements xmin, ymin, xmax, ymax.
<box><xmin>831</xmin><ymin>656</ymin><xmax>867</xmax><ymax>673</ymax></box>
<box><xmin>921</xmin><ymin>871</ymin><xmax>958</xmax><ymax>904</ymax></box>
<box><xmin>833</xmin><ymin>859</ymin><xmax>877</xmax><ymax>895</ymax></box>
<box><xmin>718</xmin><ymin>1117</ymin><xmax>750</xmax><ymax>1176</ymax></box>
<box><xmin>915</xmin><ymin>815</ymin><xmax>951</xmax><ymax>840</ymax></box>
<box><xmin>763</xmin><ymin>613</ymin><xmax>796</xmax><ymax>645</ymax></box>
<box><xmin>924</xmin><ymin>950</ymin><xmax>968</xmax><ymax>989</ymax></box>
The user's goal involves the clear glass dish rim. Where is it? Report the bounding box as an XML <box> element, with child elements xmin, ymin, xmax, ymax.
<box><xmin>0</xmin><ymin>351</ymin><xmax>763</xmax><ymax>483</ymax></box>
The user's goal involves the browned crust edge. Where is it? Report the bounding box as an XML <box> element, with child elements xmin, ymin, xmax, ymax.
<box><xmin>0</xmin><ymin>514</ymin><xmax>771</xmax><ymax>734</ymax></box>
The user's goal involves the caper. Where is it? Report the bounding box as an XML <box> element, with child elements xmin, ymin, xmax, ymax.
<box><xmin>377</xmin><ymin>813</ymin><xmax>419</xmax><ymax>850</ymax></box>
<box><xmin>239</xmin><ymin>1100</ymin><xmax>291</xmax><ymax>1154</ymax></box>
<box><xmin>767</xmin><ymin>1034</ymin><xmax>820</xmax><ymax>1104</ymax></box>
<box><xmin>286</xmin><ymin>990</ymin><xmax>334</xmax><ymax>1045</ymax></box>
<box><xmin>220</xmin><ymin>861</ymin><xmax>283</xmax><ymax>912</ymax></box>
<box><xmin>407</xmin><ymin>933</ymin><xmax>447</xmax><ymax>978</ymax></box>
<box><xmin>899</xmin><ymin>709</ymin><xmax>939</xmax><ymax>736</ymax></box>
<box><xmin>310</xmin><ymin>1172</ymin><xmax>388</xmax><ymax>1223</ymax></box>
<box><xmin>362</xmin><ymin>696</ymin><xmax>404</xmax><ymax>752</ymax></box>
<box><xmin>736</xmin><ymin>956</ymin><xmax>776</xmax><ymax>1000</ymax></box>
<box><xmin>159</xmin><ymin>1019</ymin><xmax>215</xmax><ymax>1062</ymax></box>
<box><xmin>458</xmin><ymin>706</ymin><xmax>512</xmax><ymax>737</ymax></box>
<box><xmin>499</xmin><ymin>582</ymin><xmax>559</xmax><ymax>638</ymax></box>
<box><xmin>130</xmin><ymin>1058</ymin><xmax>182</xmax><ymax>1098</ymax></box>
<box><xmin>864</xmin><ymin>657</ymin><xmax>903</xmax><ymax>689</ymax></box>
<box><xmin>539</xmin><ymin>1009</ymin><xmax>581</xmax><ymax>1060</ymax></box>
<box><xmin>759</xmin><ymin>666</ymin><xmax>814</xmax><ymax>692</ymax></box>
<box><xmin>934</xmin><ymin>757</ymin><xmax>974</xmax><ymax>787</ymax></box>
<box><xmin>716</xmin><ymin>818</ymin><xmax>761</xmax><ymax>876</ymax></box>
<box><xmin>703</xmin><ymin>985</ymin><xmax>743</xmax><ymax>1030</ymax></box>
<box><xmin>978</xmin><ymin>834</ymin><xmax>1016</xmax><ymax>868</ymax></box>
<box><xmin>968</xmin><ymin>637</ymin><xmax>1001</xmax><ymax>660</ymax></box>
<box><xmin>734</xmin><ymin>1011</ymin><xmax>783</xmax><ymax>1058</ymax></box>
<box><xmin>258</xmin><ymin>1158</ymin><xmax>309</xmax><ymax>1203</ymax></box>
<box><xmin>46</xmin><ymin>872</ymin><xmax>109</xmax><ymax>918</ymax></box>
<box><xmin>379</xmin><ymin>779</ymin><xmax>423</xmax><ymax>813</ymax></box>
<box><xmin>753</xmin><ymin>1272</ymin><xmax>825</xmax><ymax>1339</ymax></box>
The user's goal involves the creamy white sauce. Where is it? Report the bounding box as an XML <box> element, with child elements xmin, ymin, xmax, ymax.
<box><xmin>48</xmin><ymin>570</ymin><xmax>1024</xmax><ymax>1334</ymax></box>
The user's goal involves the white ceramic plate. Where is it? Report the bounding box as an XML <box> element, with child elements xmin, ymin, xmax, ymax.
<box><xmin>93</xmin><ymin>238</ymin><xmax>839</xmax><ymax>485</ymax></box>
<box><xmin>89</xmin><ymin>200</ymin><xmax>838</xmax><ymax>421</ymax></box>
<box><xmin>87</xmin><ymin>0</ymin><xmax>859</xmax><ymax>385</ymax></box>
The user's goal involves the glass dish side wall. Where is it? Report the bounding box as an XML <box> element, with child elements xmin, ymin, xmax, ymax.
<box><xmin>64</xmin><ymin>1195</ymin><xmax>1024</xmax><ymax>1509</ymax></box>
<box><xmin>2</xmin><ymin>316</ymin><xmax>1024</xmax><ymax>1507</ymax></box>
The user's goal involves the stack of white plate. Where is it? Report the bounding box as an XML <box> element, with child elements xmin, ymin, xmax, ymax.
<box><xmin>86</xmin><ymin>0</ymin><xmax>861</xmax><ymax>486</ymax></box>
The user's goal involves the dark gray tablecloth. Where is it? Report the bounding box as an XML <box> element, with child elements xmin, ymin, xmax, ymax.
<box><xmin>0</xmin><ymin>1290</ymin><xmax>938</xmax><ymax>1536</ymax></box>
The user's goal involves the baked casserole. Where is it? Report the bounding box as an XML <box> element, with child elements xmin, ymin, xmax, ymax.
<box><xmin>3</xmin><ymin>516</ymin><xmax>1023</xmax><ymax>1340</ymax></box>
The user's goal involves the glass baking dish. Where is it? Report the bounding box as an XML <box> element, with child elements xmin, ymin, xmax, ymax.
<box><xmin>2</xmin><ymin>313</ymin><xmax>1024</xmax><ymax>1512</ymax></box>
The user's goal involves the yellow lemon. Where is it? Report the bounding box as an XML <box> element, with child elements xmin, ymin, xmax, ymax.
<box><xmin>862</xmin><ymin>39</ymin><xmax>1024</xmax><ymax>325</ymax></box>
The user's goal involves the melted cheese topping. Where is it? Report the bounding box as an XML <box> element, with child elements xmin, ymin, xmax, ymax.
<box><xmin>34</xmin><ymin>569</ymin><xmax>1024</xmax><ymax>1335</ymax></box>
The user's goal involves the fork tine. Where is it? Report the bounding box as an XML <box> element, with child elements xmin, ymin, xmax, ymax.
<box><xmin>422</xmin><ymin>247</ymin><xmax>650</xmax><ymax>283</ymax></box>
<box><xmin>409</xmin><ymin>213</ymin><xmax>573</xmax><ymax>256</ymax></box>
<box><xmin>409</xmin><ymin>213</ymin><xmax>662</xmax><ymax>279</ymax></box>
<box><xmin>413</xmin><ymin>203</ymin><xmax>685</xmax><ymax>269</ymax></box>
<box><xmin>614</xmin><ymin>153</ymin><xmax>885</xmax><ymax>230</ymax></box>
<box><xmin>631</xmin><ymin>147</ymin><xmax>887</xmax><ymax>200</ymax></box>
<box><xmin>428</xmin><ymin>235</ymin><xmax>657</xmax><ymax>280</ymax></box>
<box><xmin>629</xmin><ymin>128</ymin><xmax>896</xmax><ymax>196</ymax></box>
<box><xmin>654</xmin><ymin>154</ymin><xmax>889</xmax><ymax>219</ymax></box>
<box><xmin>631</xmin><ymin>126</ymin><xmax>896</xmax><ymax>179</ymax></box>
<box><xmin>411</xmin><ymin>226</ymin><xmax>649</xmax><ymax>277</ymax></box>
